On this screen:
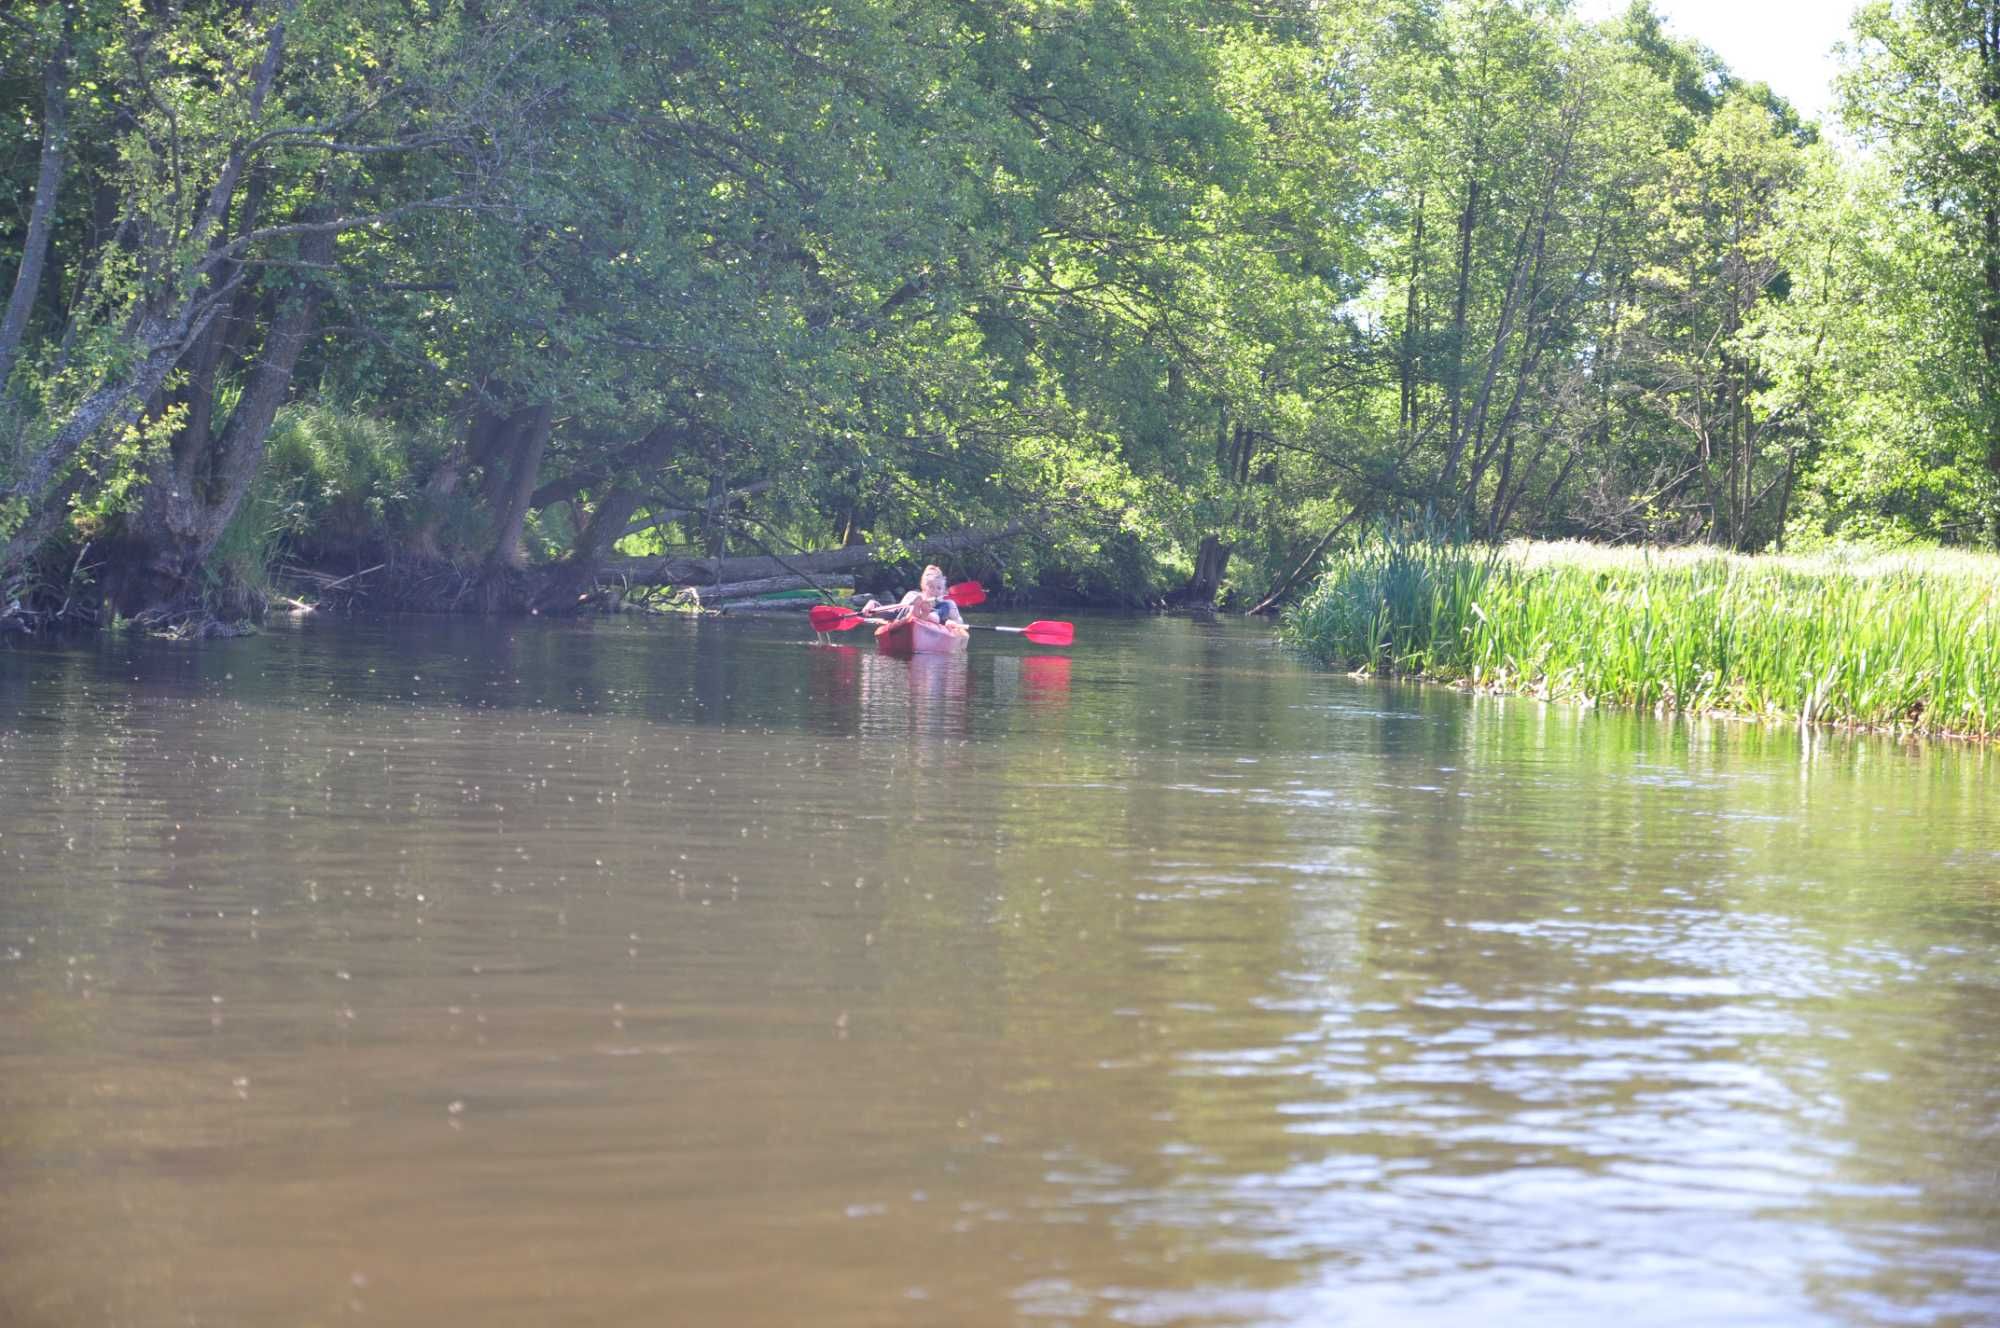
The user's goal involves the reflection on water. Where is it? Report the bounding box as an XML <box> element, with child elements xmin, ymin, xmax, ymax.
<box><xmin>1</xmin><ymin>613</ymin><xmax>1997</xmax><ymax>1327</ymax></box>
<box><xmin>858</xmin><ymin>649</ymin><xmax>973</xmax><ymax>740</ymax></box>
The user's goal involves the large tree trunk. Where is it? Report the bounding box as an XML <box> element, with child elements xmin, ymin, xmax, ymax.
<box><xmin>0</xmin><ymin>26</ymin><xmax>69</xmax><ymax>388</ymax></box>
<box><xmin>112</xmin><ymin>221</ymin><xmax>335</xmax><ymax>617</ymax></box>
<box><xmin>485</xmin><ymin>403</ymin><xmax>555</xmax><ymax>570</ymax></box>
<box><xmin>529</xmin><ymin>486</ymin><xmax>645</xmax><ymax>612</ymax></box>
<box><xmin>1772</xmin><ymin>448</ymin><xmax>1799</xmax><ymax>551</ymax></box>
<box><xmin>1443</xmin><ymin>175</ymin><xmax>1481</xmax><ymax>483</ymax></box>
<box><xmin>1178</xmin><ymin>417</ymin><xmax>1254</xmax><ymax>606</ymax></box>
<box><xmin>1400</xmin><ymin>191</ymin><xmax>1425</xmax><ymax>447</ymax></box>
<box><xmin>2</xmin><ymin>11</ymin><xmax>291</xmax><ymax>593</ymax></box>
<box><xmin>173</xmin><ymin>173</ymin><xmax>271</xmax><ymax>454</ymax></box>
<box><xmin>406</xmin><ymin>454</ymin><xmax>464</xmax><ymax>561</ymax></box>
<box><xmin>1982</xmin><ymin>10</ymin><xmax>2000</xmax><ymax>544</ymax></box>
<box><xmin>1453</xmin><ymin>100</ymin><xmax>1583</xmax><ymax>524</ymax></box>
<box><xmin>1983</xmin><ymin>198</ymin><xmax>2000</xmax><ymax>544</ymax></box>
<box><xmin>3</xmin><ymin>308</ymin><xmax>208</xmax><ymax>542</ymax></box>
<box><xmin>1182</xmin><ymin>534</ymin><xmax>1232</xmax><ymax>606</ymax></box>
<box><xmin>404</xmin><ymin>391</ymin><xmax>512</xmax><ymax>561</ymax></box>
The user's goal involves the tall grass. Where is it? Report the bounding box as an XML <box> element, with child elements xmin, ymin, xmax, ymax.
<box><xmin>262</xmin><ymin>404</ymin><xmax>420</xmax><ymax>545</ymax></box>
<box><xmin>1283</xmin><ymin>528</ymin><xmax>2000</xmax><ymax>739</ymax></box>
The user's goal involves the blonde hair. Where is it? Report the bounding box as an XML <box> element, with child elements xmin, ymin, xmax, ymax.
<box><xmin>920</xmin><ymin>564</ymin><xmax>947</xmax><ymax>596</ymax></box>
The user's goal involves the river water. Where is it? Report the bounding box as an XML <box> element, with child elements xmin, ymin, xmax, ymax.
<box><xmin>1</xmin><ymin>612</ymin><xmax>1996</xmax><ymax>1326</ymax></box>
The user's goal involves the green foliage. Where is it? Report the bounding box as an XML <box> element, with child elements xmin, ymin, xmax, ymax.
<box><xmin>1749</xmin><ymin>134</ymin><xmax>1998</xmax><ymax>548</ymax></box>
<box><xmin>4</xmin><ymin>0</ymin><xmax>2000</xmax><ymax>619</ymax></box>
<box><xmin>1836</xmin><ymin>0</ymin><xmax>2000</xmax><ymax>542</ymax></box>
<box><xmin>261</xmin><ymin>405</ymin><xmax>426</xmax><ymax>546</ymax></box>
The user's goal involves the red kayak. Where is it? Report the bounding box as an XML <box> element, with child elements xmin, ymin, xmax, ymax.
<box><xmin>874</xmin><ymin>616</ymin><xmax>969</xmax><ymax>655</ymax></box>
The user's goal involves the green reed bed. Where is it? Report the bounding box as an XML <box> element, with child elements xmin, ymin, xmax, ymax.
<box><xmin>1283</xmin><ymin>535</ymin><xmax>2000</xmax><ymax>739</ymax></box>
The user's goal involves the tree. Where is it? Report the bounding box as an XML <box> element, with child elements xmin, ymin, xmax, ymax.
<box><xmin>1366</xmin><ymin>0</ymin><xmax>1675</xmax><ymax>539</ymax></box>
<box><xmin>1</xmin><ymin>1</ymin><xmax>569</xmax><ymax>615</ymax></box>
<box><xmin>1749</xmin><ymin>152</ymin><xmax>1993</xmax><ymax>545</ymax></box>
<box><xmin>1843</xmin><ymin>0</ymin><xmax>2000</xmax><ymax>542</ymax></box>
<box><xmin>1623</xmin><ymin>92</ymin><xmax>1810</xmax><ymax>549</ymax></box>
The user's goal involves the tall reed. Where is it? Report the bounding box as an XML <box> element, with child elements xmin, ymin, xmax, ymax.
<box><xmin>1283</xmin><ymin>532</ymin><xmax>2000</xmax><ymax>739</ymax></box>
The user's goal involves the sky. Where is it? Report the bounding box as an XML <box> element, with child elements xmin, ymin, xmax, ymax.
<box><xmin>1577</xmin><ymin>0</ymin><xmax>1858</xmax><ymax>123</ymax></box>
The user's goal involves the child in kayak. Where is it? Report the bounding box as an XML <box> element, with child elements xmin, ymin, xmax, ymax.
<box><xmin>864</xmin><ymin>564</ymin><xmax>966</xmax><ymax>631</ymax></box>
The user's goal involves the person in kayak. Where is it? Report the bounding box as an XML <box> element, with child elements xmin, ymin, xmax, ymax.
<box><xmin>863</xmin><ymin>564</ymin><xmax>966</xmax><ymax>630</ymax></box>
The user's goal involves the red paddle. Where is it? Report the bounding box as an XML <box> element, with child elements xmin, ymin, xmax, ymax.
<box><xmin>808</xmin><ymin>581</ymin><xmax>987</xmax><ymax>632</ymax></box>
<box><xmin>970</xmin><ymin>620</ymin><xmax>1073</xmax><ymax>647</ymax></box>
<box><xmin>807</xmin><ymin>583</ymin><xmax>1072</xmax><ymax>648</ymax></box>
<box><xmin>807</xmin><ymin>607</ymin><xmax>1073</xmax><ymax>647</ymax></box>
<box><xmin>808</xmin><ymin>603</ymin><xmax>869</xmax><ymax>631</ymax></box>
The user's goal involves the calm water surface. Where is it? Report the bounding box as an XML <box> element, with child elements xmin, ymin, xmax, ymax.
<box><xmin>1</xmin><ymin>612</ymin><xmax>1996</xmax><ymax>1326</ymax></box>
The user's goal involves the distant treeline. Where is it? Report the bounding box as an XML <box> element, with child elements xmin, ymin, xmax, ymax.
<box><xmin>2</xmin><ymin>0</ymin><xmax>1997</xmax><ymax>627</ymax></box>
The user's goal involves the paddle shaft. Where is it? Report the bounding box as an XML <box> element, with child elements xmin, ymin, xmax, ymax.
<box><xmin>832</xmin><ymin>616</ymin><xmax>1071</xmax><ymax>646</ymax></box>
<box><xmin>968</xmin><ymin>621</ymin><xmax>1073</xmax><ymax>646</ymax></box>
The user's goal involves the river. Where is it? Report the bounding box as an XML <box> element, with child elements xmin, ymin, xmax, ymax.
<box><xmin>2</xmin><ymin>612</ymin><xmax>1996</xmax><ymax>1326</ymax></box>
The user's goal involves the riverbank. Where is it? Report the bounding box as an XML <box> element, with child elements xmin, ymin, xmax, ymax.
<box><xmin>1283</xmin><ymin>538</ymin><xmax>2000</xmax><ymax>741</ymax></box>
<box><xmin>0</xmin><ymin>543</ymin><xmax>1147</xmax><ymax>639</ymax></box>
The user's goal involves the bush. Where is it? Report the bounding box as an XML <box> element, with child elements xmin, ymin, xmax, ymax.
<box><xmin>1284</xmin><ymin>528</ymin><xmax>2000</xmax><ymax>739</ymax></box>
<box><xmin>261</xmin><ymin>404</ymin><xmax>422</xmax><ymax>546</ymax></box>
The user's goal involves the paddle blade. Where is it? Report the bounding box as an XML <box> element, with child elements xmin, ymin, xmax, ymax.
<box><xmin>947</xmin><ymin>580</ymin><xmax>987</xmax><ymax>607</ymax></box>
<box><xmin>1022</xmin><ymin>620</ymin><xmax>1074</xmax><ymax>646</ymax></box>
<box><xmin>808</xmin><ymin>604</ymin><xmax>866</xmax><ymax>631</ymax></box>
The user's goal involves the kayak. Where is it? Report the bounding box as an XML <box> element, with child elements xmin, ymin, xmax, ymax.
<box><xmin>875</xmin><ymin>616</ymin><xmax>969</xmax><ymax>655</ymax></box>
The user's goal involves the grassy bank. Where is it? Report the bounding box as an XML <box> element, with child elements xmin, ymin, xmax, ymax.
<box><xmin>1282</xmin><ymin>535</ymin><xmax>2000</xmax><ymax>740</ymax></box>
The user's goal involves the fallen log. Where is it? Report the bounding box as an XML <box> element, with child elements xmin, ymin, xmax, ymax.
<box><xmin>675</xmin><ymin>574</ymin><xmax>854</xmax><ymax>604</ymax></box>
<box><xmin>1246</xmin><ymin>506</ymin><xmax>1364</xmax><ymax>616</ymax></box>
<box><xmin>603</xmin><ymin>522</ymin><xmax>1025</xmax><ymax>588</ymax></box>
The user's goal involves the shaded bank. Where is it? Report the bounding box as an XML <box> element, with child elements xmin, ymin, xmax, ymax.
<box><xmin>1283</xmin><ymin>536</ymin><xmax>2000</xmax><ymax>741</ymax></box>
<box><xmin>0</xmin><ymin>519</ymin><xmax>1139</xmax><ymax>636</ymax></box>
